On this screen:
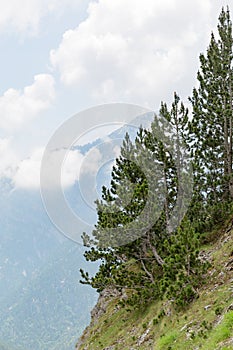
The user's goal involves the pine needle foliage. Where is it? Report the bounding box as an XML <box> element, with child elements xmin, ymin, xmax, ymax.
<box><xmin>80</xmin><ymin>7</ymin><xmax>233</xmax><ymax>309</ymax></box>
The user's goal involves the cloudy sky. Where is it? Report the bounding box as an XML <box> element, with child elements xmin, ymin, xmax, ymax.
<box><xmin>0</xmin><ymin>0</ymin><xmax>231</xmax><ymax>190</ymax></box>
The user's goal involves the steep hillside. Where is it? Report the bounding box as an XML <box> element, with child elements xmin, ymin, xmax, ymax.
<box><xmin>75</xmin><ymin>217</ymin><xmax>233</xmax><ymax>350</ymax></box>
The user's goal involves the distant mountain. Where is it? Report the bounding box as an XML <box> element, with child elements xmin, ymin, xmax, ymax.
<box><xmin>0</xmin><ymin>188</ymin><xmax>65</xmax><ymax>303</ymax></box>
<box><xmin>0</xmin><ymin>240</ymin><xmax>98</xmax><ymax>350</ymax></box>
<box><xmin>0</xmin><ymin>188</ymin><xmax>98</xmax><ymax>350</ymax></box>
<box><xmin>0</xmin><ymin>342</ymin><xmax>19</xmax><ymax>350</ymax></box>
<box><xmin>0</xmin><ymin>115</ymin><xmax>153</xmax><ymax>349</ymax></box>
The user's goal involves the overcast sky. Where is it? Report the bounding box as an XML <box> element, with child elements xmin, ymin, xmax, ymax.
<box><xmin>0</xmin><ymin>0</ymin><xmax>231</xmax><ymax>190</ymax></box>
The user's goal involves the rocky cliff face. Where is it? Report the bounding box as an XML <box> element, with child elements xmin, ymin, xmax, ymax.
<box><xmin>76</xmin><ymin>288</ymin><xmax>121</xmax><ymax>350</ymax></box>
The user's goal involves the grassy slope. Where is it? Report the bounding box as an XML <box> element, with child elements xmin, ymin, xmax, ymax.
<box><xmin>76</xmin><ymin>219</ymin><xmax>233</xmax><ymax>350</ymax></box>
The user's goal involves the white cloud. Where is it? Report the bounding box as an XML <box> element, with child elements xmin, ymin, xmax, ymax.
<box><xmin>0</xmin><ymin>138</ymin><xmax>18</xmax><ymax>179</ymax></box>
<box><xmin>50</xmin><ymin>0</ymin><xmax>228</xmax><ymax>107</ymax></box>
<box><xmin>1</xmin><ymin>0</ymin><xmax>231</xmax><ymax>192</ymax></box>
<box><xmin>0</xmin><ymin>74</ymin><xmax>55</xmax><ymax>131</ymax></box>
<box><xmin>13</xmin><ymin>147</ymin><xmax>44</xmax><ymax>189</ymax></box>
<box><xmin>61</xmin><ymin>149</ymin><xmax>84</xmax><ymax>188</ymax></box>
<box><xmin>80</xmin><ymin>148</ymin><xmax>102</xmax><ymax>176</ymax></box>
<box><xmin>12</xmin><ymin>147</ymin><xmax>85</xmax><ymax>190</ymax></box>
<box><xmin>0</xmin><ymin>0</ymin><xmax>86</xmax><ymax>35</ymax></box>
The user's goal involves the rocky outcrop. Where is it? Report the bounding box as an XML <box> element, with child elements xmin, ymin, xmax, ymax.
<box><xmin>75</xmin><ymin>288</ymin><xmax>121</xmax><ymax>349</ymax></box>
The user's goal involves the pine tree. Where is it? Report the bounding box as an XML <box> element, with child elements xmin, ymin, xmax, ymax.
<box><xmin>161</xmin><ymin>219</ymin><xmax>208</xmax><ymax>308</ymax></box>
<box><xmin>80</xmin><ymin>94</ymin><xmax>201</xmax><ymax>308</ymax></box>
<box><xmin>159</xmin><ymin>92</ymin><xmax>191</xmax><ymax>229</ymax></box>
<box><xmin>79</xmin><ymin>8</ymin><xmax>233</xmax><ymax>310</ymax></box>
<box><xmin>80</xmin><ymin>127</ymin><xmax>168</xmax><ymax>296</ymax></box>
<box><xmin>189</xmin><ymin>7</ymin><xmax>233</xmax><ymax>221</ymax></box>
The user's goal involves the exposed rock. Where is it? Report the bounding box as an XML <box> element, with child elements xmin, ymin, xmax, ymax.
<box><xmin>137</xmin><ymin>328</ymin><xmax>151</xmax><ymax>346</ymax></box>
<box><xmin>90</xmin><ymin>288</ymin><xmax>121</xmax><ymax>326</ymax></box>
<box><xmin>225</xmin><ymin>258</ymin><xmax>233</xmax><ymax>271</ymax></box>
<box><xmin>227</xmin><ymin>303</ymin><xmax>233</xmax><ymax>311</ymax></box>
<box><xmin>204</xmin><ymin>304</ymin><xmax>211</xmax><ymax>310</ymax></box>
<box><xmin>180</xmin><ymin>321</ymin><xmax>194</xmax><ymax>332</ymax></box>
<box><xmin>76</xmin><ymin>287</ymin><xmax>121</xmax><ymax>349</ymax></box>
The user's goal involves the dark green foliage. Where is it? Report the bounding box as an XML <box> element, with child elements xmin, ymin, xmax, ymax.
<box><xmin>215</xmin><ymin>306</ymin><xmax>224</xmax><ymax>316</ymax></box>
<box><xmin>161</xmin><ymin>219</ymin><xmax>208</xmax><ymax>308</ymax></box>
<box><xmin>80</xmin><ymin>6</ymin><xmax>233</xmax><ymax>311</ymax></box>
<box><xmin>80</xmin><ymin>93</ymin><xmax>202</xmax><ymax>309</ymax></box>
<box><xmin>188</xmin><ymin>7</ymin><xmax>233</xmax><ymax>229</ymax></box>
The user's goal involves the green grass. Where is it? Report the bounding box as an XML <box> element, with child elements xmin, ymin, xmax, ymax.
<box><xmin>201</xmin><ymin>311</ymin><xmax>233</xmax><ymax>350</ymax></box>
<box><xmin>156</xmin><ymin>331</ymin><xmax>178</xmax><ymax>349</ymax></box>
